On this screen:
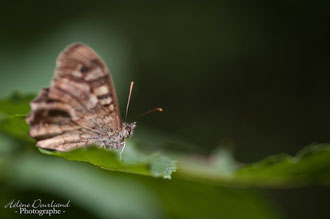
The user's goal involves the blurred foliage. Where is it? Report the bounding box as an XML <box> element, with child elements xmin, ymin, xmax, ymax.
<box><xmin>1</xmin><ymin>148</ymin><xmax>281</xmax><ymax>219</ymax></box>
<box><xmin>1</xmin><ymin>93</ymin><xmax>330</xmax><ymax>218</ymax></box>
<box><xmin>235</xmin><ymin>145</ymin><xmax>330</xmax><ymax>187</ymax></box>
<box><xmin>177</xmin><ymin>145</ymin><xmax>330</xmax><ymax>188</ymax></box>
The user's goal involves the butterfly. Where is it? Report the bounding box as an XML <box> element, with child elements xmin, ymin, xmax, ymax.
<box><xmin>26</xmin><ymin>43</ymin><xmax>136</xmax><ymax>158</ymax></box>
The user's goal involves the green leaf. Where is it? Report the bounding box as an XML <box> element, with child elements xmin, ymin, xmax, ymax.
<box><xmin>39</xmin><ymin>143</ymin><xmax>176</xmax><ymax>179</ymax></box>
<box><xmin>234</xmin><ymin>144</ymin><xmax>330</xmax><ymax>187</ymax></box>
<box><xmin>176</xmin><ymin>144</ymin><xmax>330</xmax><ymax>187</ymax></box>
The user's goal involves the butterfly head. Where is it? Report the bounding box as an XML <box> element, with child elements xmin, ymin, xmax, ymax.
<box><xmin>122</xmin><ymin>122</ymin><xmax>137</xmax><ymax>139</ymax></box>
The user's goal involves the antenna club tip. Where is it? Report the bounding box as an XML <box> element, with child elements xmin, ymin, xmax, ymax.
<box><xmin>136</xmin><ymin>107</ymin><xmax>163</xmax><ymax>118</ymax></box>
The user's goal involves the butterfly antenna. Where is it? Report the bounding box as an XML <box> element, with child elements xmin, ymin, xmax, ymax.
<box><xmin>137</xmin><ymin>107</ymin><xmax>163</xmax><ymax>118</ymax></box>
<box><xmin>125</xmin><ymin>81</ymin><xmax>134</xmax><ymax>122</ymax></box>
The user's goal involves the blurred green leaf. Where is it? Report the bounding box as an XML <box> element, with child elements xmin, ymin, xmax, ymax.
<box><xmin>1</xmin><ymin>154</ymin><xmax>164</xmax><ymax>219</ymax></box>
<box><xmin>0</xmin><ymin>92</ymin><xmax>33</xmax><ymax>116</ymax></box>
<box><xmin>0</xmin><ymin>115</ymin><xmax>32</xmax><ymax>142</ymax></box>
<box><xmin>234</xmin><ymin>144</ymin><xmax>330</xmax><ymax>187</ymax></box>
<box><xmin>0</xmin><ymin>92</ymin><xmax>34</xmax><ymax>143</ymax></box>
<box><xmin>176</xmin><ymin>144</ymin><xmax>330</xmax><ymax>187</ymax></box>
<box><xmin>176</xmin><ymin>147</ymin><xmax>239</xmax><ymax>180</ymax></box>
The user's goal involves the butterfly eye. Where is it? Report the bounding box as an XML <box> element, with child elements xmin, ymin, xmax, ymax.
<box><xmin>80</xmin><ymin>66</ymin><xmax>89</xmax><ymax>73</ymax></box>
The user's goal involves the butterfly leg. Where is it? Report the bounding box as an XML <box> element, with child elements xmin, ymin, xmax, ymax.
<box><xmin>119</xmin><ymin>141</ymin><xmax>126</xmax><ymax>161</ymax></box>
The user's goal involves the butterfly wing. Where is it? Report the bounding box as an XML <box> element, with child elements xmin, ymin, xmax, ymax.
<box><xmin>26</xmin><ymin>43</ymin><xmax>122</xmax><ymax>151</ymax></box>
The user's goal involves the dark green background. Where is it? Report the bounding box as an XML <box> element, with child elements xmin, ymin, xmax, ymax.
<box><xmin>1</xmin><ymin>1</ymin><xmax>329</xmax><ymax>218</ymax></box>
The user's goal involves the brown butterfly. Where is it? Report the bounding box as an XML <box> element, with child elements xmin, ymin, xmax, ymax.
<box><xmin>26</xmin><ymin>43</ymin><xmax>136</xmax><ymax>158</ymax></box>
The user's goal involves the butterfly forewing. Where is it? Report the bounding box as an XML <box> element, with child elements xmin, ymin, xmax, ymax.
<box><xmin>26</xmin><ymin>43</ymin><xmax>123</xmax><ymax>151</ymax></box>
<box><xmin>55</xmin><ymin>43</ymin><xmax>121</xmax><ymax>126</ymax></box>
